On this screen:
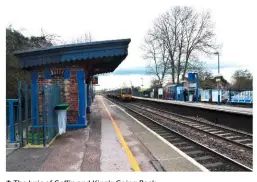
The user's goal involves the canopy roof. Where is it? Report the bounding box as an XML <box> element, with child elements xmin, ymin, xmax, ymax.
<box><xmin>14</xmin><ymin>38</ymin><xmax>131</xmax><ymax>75</ymax></box>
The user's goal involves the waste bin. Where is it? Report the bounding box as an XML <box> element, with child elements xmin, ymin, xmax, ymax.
<box><xmin>189</xmin><ymin>94</ymin><xmax>193</xmax><ymax>102</ymax></box>
<box><xmin>54</xmin><ymin>104</ymin><xmax>70</xmax><ymax>135</ymax></box>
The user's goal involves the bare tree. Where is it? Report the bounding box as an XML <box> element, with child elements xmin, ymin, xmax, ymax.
<box><xmin>145</xmin><ymin>6</ymin><xmax>219</xmax><ymax>84</ymax></box>
<box><xmin>141</xmin><ymin>31</ymin><xmax>170</xmax><ymax>87</ymax></box>
<box><xmin>71</xmin><ymin>32</ymin><xmax>93</xmax><ymax>43</ymax></box>
<box><xmin>6</xmin><ymin>26</ymin><xmax>59</xmax><ymax>98</ymax></box>
<box><xmin>231</xmin><ymin>69</ymin><xmax>253</xmax><ymax>90</ymax></box>
<box><xmin>40</xmin><ymin>28</ymin><xmax>62</xmax><ymax>46</ymax></box>
<box><xmin>181</xmin><ymin>8</ymin><xmax>218</xmax><ymax>79</ymax></box>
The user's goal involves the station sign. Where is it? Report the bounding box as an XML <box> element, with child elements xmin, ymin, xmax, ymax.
<box><xmin>216</xmin><ymin>78</ymin><xmax>221</xmax><ymax>82</ymax></box>
<box><xmin>188</xmin><ymin>72</ymin><xmax>197</xmax><ymax>81</ymax></box>
<box><xmin>215</xmin><ymin>74</ymin><xmax>223</xmax><ymax>83</ymax></box>
<box><xmin>158</xmin><ymin>88</ymin><xmax>163</xmax><ymax>95</ymax></box>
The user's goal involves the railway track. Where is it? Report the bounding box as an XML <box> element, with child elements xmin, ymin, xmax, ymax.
<box><xmin>105</xmin><ymin>96</ymin><xmax>252</xmax><ymax>172</ymax></box>
<box><xmin>130</xmin><ymin>103</ymin><xmax>253</xmax><ymax>149</ymax></box>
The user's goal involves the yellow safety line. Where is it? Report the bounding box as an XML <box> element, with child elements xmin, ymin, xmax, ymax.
<box><xmin>101</xmin><ymin>98</ymin><xmax>141</xmax><ymax>172</ymax></box>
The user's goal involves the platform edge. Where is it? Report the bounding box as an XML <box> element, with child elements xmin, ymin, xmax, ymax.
<box><xmin>105</xmin><ymin>97</ymin><xmax>210</xmax><ymax>172</ymax></box>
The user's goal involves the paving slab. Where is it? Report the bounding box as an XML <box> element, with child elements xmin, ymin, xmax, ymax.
<box><xmin>6</xmin><ymin>148</ymin><xmax>17</xmax><ymax>156</ymax></box>
<box><xmin>6</xmin><ymin>148</ymin><xmax>53</xmax><ymax>171</ymax></box>
<box><xmin>160</xmin><ymin>158</ymin><xmax>203</xmax><ymax>171</ymax></box>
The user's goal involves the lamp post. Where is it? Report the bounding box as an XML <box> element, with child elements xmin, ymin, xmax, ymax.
<box><xmin>195</xmin><ymin>73</ymin><xmax>199</xmax><ymax>103</ymax></box>
<box><xmin>130</xmin><ymin>81</ymin><xmax>133</xmax><ymax>96</ymax></box>
<box><xmin>141</xmin><ymin>78</ymin><xmax>143</xmax><ymax>97</ymax></box>
<box><xmin>214</xmin><ymin>52</ymin><xmax>220</xmax><ymax>74</ymax></box>
<box><xmin>214</xmin><ymin>51</ymin><xmax>221</xmax><ymax>105</ymax></box>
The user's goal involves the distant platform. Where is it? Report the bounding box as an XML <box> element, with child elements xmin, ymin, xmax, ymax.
<box><xmin>133</xmin><ymin>96</ymin><xmax>253</xmax><ymax>116</ymax></box>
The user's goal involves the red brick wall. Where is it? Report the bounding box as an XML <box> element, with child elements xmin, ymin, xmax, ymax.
<box><xmin>65</xmin><ymin>67</ymin><xmax>81</xmax><ymax>124</ymax></box>
<box><xmin>38</xmin><ymin>71</ymin><xmax>51</xmax><ymax>123</ymax></box>
<box><xmin>36</xmin><ymin>66</ymin><xmax>84</xmax><ymax>124</ymax></box>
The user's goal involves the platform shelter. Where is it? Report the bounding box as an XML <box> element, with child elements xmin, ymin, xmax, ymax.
<box><xmin>14</xmin><ymin>39</ymin><xmax>131</xmax><ymax>129</ymax></box>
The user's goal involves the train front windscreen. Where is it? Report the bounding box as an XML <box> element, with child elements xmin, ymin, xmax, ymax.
<box><xmin>122</xmin><ymin>88</ymin><xmax>132</xmax><ymax>94</ymax></box>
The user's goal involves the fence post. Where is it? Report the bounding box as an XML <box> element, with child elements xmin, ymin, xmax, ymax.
<box><xmin>9</xmin><ymin>101</ymin><xmax>15</xmax><ymax>143</ymax></box>
<box><xmin>31</xmin><ymin>71</ymin><xmax>39</xmax><ymax>127</ymax></box>
<box><xmin>18</xmin><ymin>81</ymin><xmax>23</xmax><ymax>145</ymax></box>
<box><xmin>6</xmin><ymin>105</ymin><xmax>8</xmax><ymax>140</ymax></box>
<box><xmin>42</xmin><ymin>85</ymin><xmax>46</xmax><ymax>147</ymax></box>
<box><xmin>47</xmin><ymin>86</ymin><xmax>53</xmax><ymax>141</ymax></box>
<box><xmin>210</xmin><ymin>89</ymin><xmax>212</xmax><ymax>102</ymax></box>
<box><xmin>175</xmin><ymin>86</ymin><xmax>178</xmax><ymax>101</ymax></box>
<box><xmin>7</xmin><ymin>99</ymin><xmax>19</xmax><ymax>143</ymax></box>
<box><xmin>24</xmin><ymin>83</ymin><xmax>29</xmax><ymax>145</ymax></box>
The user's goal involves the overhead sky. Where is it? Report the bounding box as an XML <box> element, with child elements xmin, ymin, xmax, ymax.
<box><xmin>5</xmin><ymin>0</ymin><xmax>256</xmax><ymax>90</ymax></box>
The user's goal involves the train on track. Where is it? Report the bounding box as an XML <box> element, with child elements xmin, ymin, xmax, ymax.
<box><xmin>106</xmin><ymin>87</ymin><xmax>133</xmax><ymax>101</ymax></box>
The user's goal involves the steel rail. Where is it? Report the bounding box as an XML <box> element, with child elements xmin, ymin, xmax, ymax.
<box><xmin>130</xmin><ymin>103</ymin><xmax>252</xmax><ymax>150</ymax></box>
<box><xmin>105</xmin><ymin>96</ymin><xmax>252</xmax><ymax>172</ymax></box>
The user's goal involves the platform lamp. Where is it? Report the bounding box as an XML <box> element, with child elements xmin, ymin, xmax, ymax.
<box><xmin>214</xmin><ymin>51</ymin><xmax>222</xmax><ymax>105</ymax></box>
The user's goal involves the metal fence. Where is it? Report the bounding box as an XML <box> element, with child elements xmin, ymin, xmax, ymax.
<box><xmin>199</xmin><ymin>89</ymin><xmax>252</xmax><ymax>104</ymax></box>
<box><xmin>225</xmin><ymin>89</ymin><xmax>252</xmax><ymax>104</ymax></box>
<box><xmin>132</xmin><ymin>90</ymin><xmax>140</xmax><ymax>97</ymax></box>
<box><xmin>41</xmin><ymin>84</ymin><xmax>61</xmax><ymax>145</ymax></box>
<box><xmin>6</xmin><ymin>99</ymin><xmax>21</xmax><ymax>144</ymax></box>
<box><xmin>6</xmin><ymin>81</ymin><xmax>62</xmax><ymax>147</ymax></box>
<box><xmin>6</xmin><ymin>81</ymin><xmax>31</xmax><ymax>145</ymax></box>
<box><xmin>132</xmin><ymin>87</ymin><xmax>253</xmax><ymax>105</ymax></box>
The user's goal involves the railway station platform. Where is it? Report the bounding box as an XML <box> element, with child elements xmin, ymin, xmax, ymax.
<box><xmin>132</xmin><ymin>96</ymin><xmax>253</xmax><ymax>134</ymax></box>
<box><xmin>133</xmin><ymin>96</ymin><xmax>252</xmax><ymax>116</ymax></box>
<box><xmin>6</xmin><ymin>95</ymin><xmax>207</xmax><ymax>172</ymax></box>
